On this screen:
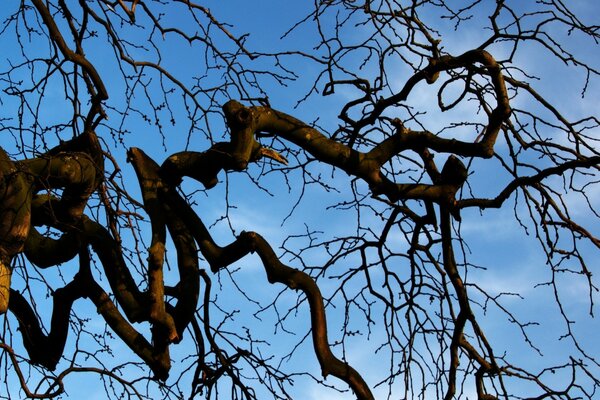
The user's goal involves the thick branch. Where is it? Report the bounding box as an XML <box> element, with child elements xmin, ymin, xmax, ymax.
<box><xmin>30</xmin><ymin>195</ymin><xmax>147</xmax><ymax>323</ymax></box>
<box><xmin>8</xmin><ymin>282</ymin><xmax>83</xmax><ymax>370</ymax></box>
<box><xmin>130</xmin><ymin>148</ymin><xmax>200</xmax><ymax>340</ymax></box>
<box><xmin>223</xmin><ymin>100</ymin><xmax>469</xmax><ymax>206</ymax></box>
<box><xmin>160</xmin><ymin>140</ymin><xmax>285</xmax><ymax>189</ymax></box>
<box><xmin>76</xmin><ymin>247</ymin><xmax>171</xmax><ymax>380</ymax></box>
<box><xmin>246</xmin><ymin>232</ymin><xmax>375</xmax><ymax>400</ymax></box>
<box><xmin>24</xmin><ymin>227</ymin><xmax>80</xmax><ymax>268</ymax></box>
<box><xmin>165</xmin><ymin>202</ymin><xmax>375</xmax><ymax>400</ymax></box>
<box><xmin>19</xmin><ymin>152</ymin><xmax>98</xmax><ymax>222</ymax></box>
<box><xmin>129</xmin><ymin>148</ymin><xmax>178</xmax><ymax>343</ymax></box>
<box><xmin>0</xmin><ymin>148</ymin><xmax>32</xmax><ymax>313</ymax></box>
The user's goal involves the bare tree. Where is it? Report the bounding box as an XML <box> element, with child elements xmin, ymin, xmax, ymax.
<box><xmin>0</xmin><ymin>1</ymin><xmax>599</xmax><ymax>399</ymax></box>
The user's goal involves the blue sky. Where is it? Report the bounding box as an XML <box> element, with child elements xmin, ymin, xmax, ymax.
<box><xmin>1</xmin><ymin>1</ymin><xmax>599</xmax><ymax>399</ymax></box>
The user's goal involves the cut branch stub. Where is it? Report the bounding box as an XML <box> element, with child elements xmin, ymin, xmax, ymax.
<box><xmin>223</xmin><ymin>100</ymin><xmax>288</xmax><ymax>170</ymax></box>
<box><xmin>160</xmin><ymin>135</ymin><xmax>286</xmax><ymax>190</ymax></box>
<box><xmin>223</xmin><ymin>100</ymin><xmax>260</xmax><ymax>171</ymax></box>
<box><xmin>441</xmin><ymin>155</ymin><xmax>468</xmax><ymax>187</ymax></box>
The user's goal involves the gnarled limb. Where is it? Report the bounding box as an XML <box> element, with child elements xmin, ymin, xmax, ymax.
<box><xmin>161</xmin><ymin>196</ymin><xmax>200</xmax><ymax>340</ymax></box>
<box><xmin>160</xmin><ymin>142</ymin><xmax>286</xmax><ymax>189</ymax></box>
<box><xmin>45</xmin><ymin>130</ymin><xmax>105</xmax><ymax>180</ymax></box>
<box><xmin>197</xmin><ymin>230</ymin><xmax>375</xmax><ymax>400</ymax></box>
<box><xmin>76</xmin><ymin>246</ymin><xmax>171</xmax><ymax>380</ymax></box>
<box><xmin>223</xmin><ymin>100</ymin><xmax>470</xmax><ymax>207</ymax></box>
<box><xmin>246</xmin><ymin>232</ymin><xmax>375</xmax><ymax>400</ymax></box>
<box><xmin>129</xmin><ymin>148</ymin><xmax>178</xmax><ymax>343</ymax></box>
<box><xmin>0</xmin><ymin>148</ymin><xmax>32</xmax><ymax>313</ymax></box>
<box><xmin>129</xmin><ymin>148</ymin><xmax>202</xmax><ymax>341</ymax></box>
<box><xmin>19</xmin><ymin>152</ymin><xmax>98</xmax><ymax>222</ymax></box>
<box><xmin>155</xmin><ymin>183</ymin><xmax>375</xmax><ymax>400</ymax></box>
<box><xmin>8</xmin><ymin>282</ymin><xmax>84</xmax><ymax>370</ymax></box>
<box><xmin>1</xmin><ymin>131</ymin><xmax>102</xmax><ymax>313</ymax></box>
<box><xmin>23</xmin><ymin>227</ymin><xmax>80</xmax><ymax>268</ymax></box>
<box><xmin>160</xmin><ymin>101</ymin><xmax>286</xmax><ymax>189</ymax></box>
<box><xmin>30</xmin><ymin>195</ymin><xmax>148</xmax><ymax>323</ymax></box>
<box><xmin>136</xmin><ymin>141</ymin><xmax>374</xmax><ymax>398</ymax></box>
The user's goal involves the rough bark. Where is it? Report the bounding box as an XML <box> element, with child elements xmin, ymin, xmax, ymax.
<box><xmin>0</xmin><ymin>148</ymin><xmax>32</xmax><ymax>313</ymax></box>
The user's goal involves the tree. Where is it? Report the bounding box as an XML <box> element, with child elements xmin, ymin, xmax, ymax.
<box><xmin>0</xmin><ymin>1</ymin><xmax>599</xmax><ymax>399</ymax></box>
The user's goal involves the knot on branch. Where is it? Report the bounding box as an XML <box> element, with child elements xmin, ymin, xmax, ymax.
<box><xmin>424</xmin><ymin>58</ymin><xmax>441</xmax><ymax>84</ymax></box>
<box><xmin>441</xmin><ymin>155</ymin><xmax>468</xmax><ymax>187</ymax></box>
<box><xmin>391</xmin><ymin>118</ymin><xmax>408</xmax><ymax>135</ymax></box>
<box><xmin>224</xmin><ymin>101</ymin><xmax>254</xmax><ymax>129</ymax></box>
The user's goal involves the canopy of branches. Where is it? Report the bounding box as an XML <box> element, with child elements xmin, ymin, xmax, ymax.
<box><xmin>0</xmin><ymin>1</ymin><xmax>599</xmax><ymax>399</ymax></box>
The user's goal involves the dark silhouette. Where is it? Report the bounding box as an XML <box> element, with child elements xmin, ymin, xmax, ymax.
<box><xmin>0</xmin><ymin>1</ymin><xmax>598</xmax><ymax>399</ymax></box>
